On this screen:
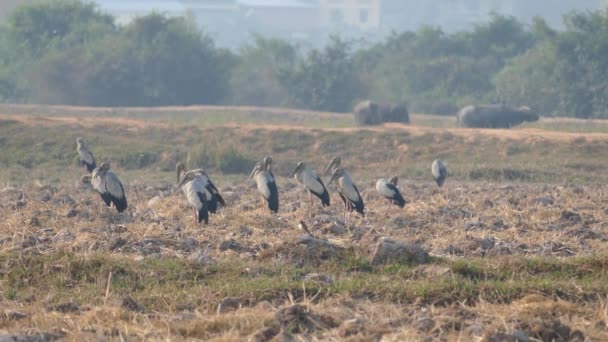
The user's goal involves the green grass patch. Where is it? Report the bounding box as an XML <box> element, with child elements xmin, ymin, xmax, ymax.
<box><xmin>2</xmin><ymin>252</ymin><xmax>608</xmax><ymax>311</ymax></box>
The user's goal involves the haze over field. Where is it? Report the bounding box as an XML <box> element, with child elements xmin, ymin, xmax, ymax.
<box><xmin>2</xmin><ymin>1</ymin><xmax>608</xmax><ymax>341</ymax></box>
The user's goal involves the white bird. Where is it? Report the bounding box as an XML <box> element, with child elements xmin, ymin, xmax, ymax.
<box><xmin>249</xmin><ymin>157</ymin><xmax>279</xmax><ymax>213</ymax></box>
<box><xmin>376</xmin><ymin>176</ymin><xmax>406</xmax><ymax>213</ymax></box>
<box><xmin>328</xmin><ymin>167</ymin><xmax>364</xmax><ymax>224</ymax></box>
<box><xmin>176</xmin><ymin>162</ymin><xmax>225</xmax><ymax>214</ymax></box>
<box><xmin>76</xmin><ymin>137</ymin><xmax>96</xmax><ymax>173</ymax></box>
<box><xmin>177</xmin><ymin>170</ymin><xmax>209</xmax><ymax>224</ymax></box>
<box><xmin>290</xmin><ymin>161</ymin><xmax>330</xmax><ymax>217</ymax></box>
<box><xmin>91</xmin><ymin>162</ymin><xmax>127</xmax><ymax>213</ymax></box>
<box><xmin>432</xmin><ymin>159</ymin><xmax>447</xmax><ymax>187</ymax></box>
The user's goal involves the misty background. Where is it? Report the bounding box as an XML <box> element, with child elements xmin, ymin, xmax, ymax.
<box><xmin>69</xmin><ymin>0</ymin><xmax>608</xmax><ymax>49</ymax></box>
<box><xmin>1</xmin><ymin>0</ymin><xmax>608</xmax><ymax>118</ymax></box>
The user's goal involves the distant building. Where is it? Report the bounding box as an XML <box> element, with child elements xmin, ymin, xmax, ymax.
<box><xmin>319</xmin><ymin>0</ymin><xmax>381</xmax><ymax>30</ymax></box>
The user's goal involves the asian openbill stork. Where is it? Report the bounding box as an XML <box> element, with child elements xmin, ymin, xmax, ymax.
<box><xmin>323</xmin><ymin>156</ymin><xmax>342</xmax><ymax>176</ymax></box>
<box><xmin>91</xmin><ymin>162</ymin><xmax>127</xmax><ymax>213</ymax></box>
<box><xmin>177</xmin><ymin>170</ymin><xmax>209</xmax><ymax>224</ymax></box>
<box><xmin>327</xmin><ymin>167</ymin><xmax>365</xmax><ymax>224</ymax></box>
<box><xmin>249</xmin><ymin>157</ymin><xmax>279</xmax><ymax>213</ymax></box>
<box><xmin>376</xmin><ymin>176</ymin><xmax>406</xmax><ymax>214</ymax></box>
<box><xmin>324</xmin><ymin>156</ymin><xmax>364</xmax><ymax>220</ymax></box>
<box><xmin>76</xmin><ymin>137</ymin><xmax>96</xmax><ymax>173</ymax></box>
<box><xmin>289</xmin><ymin>161</ymin><xmax>330</xmax><ymax>218</ymax></box>
<box><xmin>176</xmin><ymin>162</ymin><xmax>225</xmax><ymax>214</ymax></box>
<box><xmin>431</xmin><ymin>159</ymin><xmax>447</xmax><ymax>187</ymax></box>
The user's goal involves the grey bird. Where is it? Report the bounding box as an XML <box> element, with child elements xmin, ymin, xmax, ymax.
<box><xmin>177</xmin><ymin>170</ymin><xmax>209</xmax><ymax>224</ymax></box>
<box><xmin>76</xmin><ymin>137</ymin><xmax>96</xmax><ymax>173</ymax></box>
<box><xmin>290</xmin><ymin>161</ymin><xmax>330</xmax><ymax>217</ymax></box>
<box><xmin>328</xmin><ymin>167</ymin><xmax>365</xmax><ymax>225</ymax></box>
<box><xmin>431</xmin><ymin>159</ymin><xmax>447</xmax><ymax>187</ymax></box>
<box><xmin>376</xmin><ymin>176</ymin><xmax>406</xmax><ymax>213</ymax></box>
<box><xmin>91</xmin><ymin>162</ymin><xmax>127</xmax><ymax>213</ymax></box>
<box><xmin>176</xmin><ymin>162</ymin><xmax>225</xmax><ymax>214</ymax></box>
<box><xmin>249</xmin><ymin>157</ymin><xmax>279</xmax><ymax>213</ymax></box>
<box><xmin>323</xmin><ymin>156</ymin><xmax>342</xmax><ymax>176</ymax></box>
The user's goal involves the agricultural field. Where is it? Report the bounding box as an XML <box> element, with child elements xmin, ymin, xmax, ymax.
<box><xmin>1</xmin><ymin>104</ymin><xmax>608</xmax><ymax>341</ymax></box>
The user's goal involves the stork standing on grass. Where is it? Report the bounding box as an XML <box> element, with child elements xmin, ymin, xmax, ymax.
<box><xmin>249</xmin><ymin>156</ymin><xmax>279</xmax><ymax>213</ymax></box>
<box><xmin>290</xmin><ymin>161</ymin><xmax>330</xmax><ymax>218</ymax></box>
<box><xmin>91</xmin><ymin>162</ymin><xmax>127</xmax><ymax>213</ymax></box>
<box><xmin>176</xmin><ymin>162</ymin><xmax>225</xmax><ymax>214</ymax></box>
<box><xmin>327</xmin><ymin>167</ymin><xmax>365</xmax><ymax>225</ymax></box>
<box><xmin>324</xmin><ymin>156</ymin><xmax>365</xmax><ymax>221</ymax></box>
<box><xmin>376</xmin><ymin>176</ymin><xmax>406</xmax><ymax>214</ymax></box>
<box><xmin>76</xmin><ymin>137</ymin><xmax>96</xmax><ymax>173</ymax></box>
<box><xmin>432</xmin><ymin>159</ymin><xmax>447</xmax><ymax>187</ymax></box>
<box><xmin>177</xmin><ymin>170</ymin><xmax>209</xmax><ymax>224</ymax></box>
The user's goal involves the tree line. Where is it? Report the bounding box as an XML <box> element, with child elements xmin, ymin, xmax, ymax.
<box><xmin>1</xmin><ymin>0</ymin><xmax>607</xmax><ymax>118</ymax></box>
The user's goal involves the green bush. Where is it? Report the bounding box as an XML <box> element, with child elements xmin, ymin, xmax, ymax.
<box><xmin>187</xmin><ymin>143</ymin><xmax>253</xmax><ymax>175</ymax></box>
<box><xmin>278</xmin><ymin>36</ymin><xmax>365</xmax><ymax>112</ymax></box>
<box><xmin>2</xmin><ymin>1</ymin><xmax>608</xmax><ymax>120</ymax></box>
<box><xmin>1</xmin><ymin>3</ymin><xmax>233</xmax><ymax>106</ymax></box>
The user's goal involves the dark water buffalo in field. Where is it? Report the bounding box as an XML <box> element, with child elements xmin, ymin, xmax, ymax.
<box><xmin>457</xmin><ymin>104</ymin><xmax>539</xmax><ymax>128</ymax></box>
<box><xmin>354</xmin><ymin>100</ymin><xmax>409</xmax><ymax>126</ymax></box>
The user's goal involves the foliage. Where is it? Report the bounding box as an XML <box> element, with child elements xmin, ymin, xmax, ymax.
<box><xmin>4</xmin><ymin>0</ymin><xmax>115</xmax><ymax>60</ymax></box>
<box><xmin>187</xmin><ymin>142</ymin><xmax>253</xmax><ymax>175</ymax></box>
<box><xmin>2</xmin><ymin>2</ymin><xmax>608</xmax><ymax>118</ymax></box>
<box><xmin>552</xmin><ymin>11</ymin><xmax>608</xmax><ymax>118</ymax></box>
<box><xmin>493</xmin><ymin>42</ymin><xmax>560</xmax><ymax>116</ymax></box>
<box><xmin>358</xmin><ymin>16</ymin><xmax>535</xmax><ymax>113</ymax></box>
<box><xmin>1</xmin><ymin>2</ymin><xmax>232</xmax><ymax>106</ymax></box>
<box><xmin>278</xmin><ymin>36</ymin><xmax>365</xmax><ymax>112</ymax></box>
<box><xmin>230</xmin><ymin>35</ymin><xmax>296</xmax><ymax>107</ymax></box>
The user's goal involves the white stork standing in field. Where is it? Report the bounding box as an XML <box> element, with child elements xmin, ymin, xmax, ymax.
<box><xmin>91</xmin><ymin>162</ymin><xmax>127</xmax><ymax>213</ymax></box>
<box><xmin>327</xmin><ymin>167</ymin><xmax>365</xmax><ymax>225</ymax></box>
<box><xmin>177</xmin><ymin>170</ymin><xmax>209</xmax><ymax>224</ymax></box>
<box><xmin>376</xmin><ymin>176</ymin><xmax>406</xmax><ymax>214</ymax></box>
<box><xmin>76</xmin><ymin>137</ymin><xmax>96</xmax><ymax>173</ymax></box>
<box><xmin>176</xmin><ymin>162</ymin><xmax>225</xmax><ymax>214</ymax></box>
<box><xmin>432</xmin><ymin>159</ymin><xmax>447</xmax><ymax>187</ymax></box>
<box><xmin>249</xmin><ymin>157</ymin><xmax>279</xmax><ymax>213</ymax></box>
<box><xmin>290</xmin><ymin>161</ymin><xmax>330</xmax><ymax>218</ymax></box>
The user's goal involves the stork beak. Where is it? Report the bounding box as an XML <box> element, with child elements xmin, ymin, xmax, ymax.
<box><xmin>288</xmin><ymin>167</ymin><xmax>297</xmax><ymax>178</ymax></box>
<box><xmin>323</xmin><ymin>159</ymin><xmax>335</xmax><ymax>176</ymax></box>
<box><xmin>328</xmin><ymin>171</ymin><xmax>338</xmax><ymax>184</ymax></box>
<box><xmin>176</xmin><ymin>163</ymin><xmax>185</xmax><ymax>184</ymax></box>
<box><xmin>177</xmin><ymin>173</ymin><xmax>190</xmax><ymax>188</ymax></box>
<box><xmin>248</xmin><ymin>166</ymin><xmax>257</xmax><ymax>179</ymax></box>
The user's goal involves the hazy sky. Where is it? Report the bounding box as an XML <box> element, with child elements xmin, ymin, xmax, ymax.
<box><xmin>90</xmin><ymin>0</ymin><xmax>606</xmax><ymax>48</ymax></box>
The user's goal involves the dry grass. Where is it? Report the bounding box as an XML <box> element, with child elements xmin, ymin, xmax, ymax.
<box><xmin>1</xmin><ymin>105</ymin><xmax>608</xmax><ymax>340</ymax></box>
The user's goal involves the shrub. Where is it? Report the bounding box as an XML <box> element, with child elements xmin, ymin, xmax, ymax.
<box><xmin>187</xmin><ymin>143</ymin><xmax>253</xmax><ymax>175</ymax></box>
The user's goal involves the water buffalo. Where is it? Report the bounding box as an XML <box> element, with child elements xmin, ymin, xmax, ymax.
<box><xmin>354</xmin><ymin>100</ymin><xmax>409</xmax><ymax>126</ymax></box>
<box><xmin>457</xmin><ymin>104</ymin><xmax>539</xmax><ymax>128</ymax></box>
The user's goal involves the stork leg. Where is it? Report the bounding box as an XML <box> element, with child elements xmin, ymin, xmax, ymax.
<box><xmin>308</xmin><ymin>191</ymin><xmax>313</xmax><ymax>220</ymax></box>
<box><xmin>194</xmin><ymin>210</ymin><xmax>198</xmax><ymax>225</ymax></box>
<box><xmin>343</xmin><ymin>201</ymin><xmax>347</xmax><ymax>225</ymax></box>
<box><xmin>384</xmin><ymin>201</ymin><xmax>391</xmax><ymax>215</ymax></box>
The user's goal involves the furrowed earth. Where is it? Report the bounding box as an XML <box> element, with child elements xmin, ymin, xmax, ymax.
<box><xmin>1</xmin><ymin>105</ymin><xmax>607</xmax><ymax>341</ymax></box>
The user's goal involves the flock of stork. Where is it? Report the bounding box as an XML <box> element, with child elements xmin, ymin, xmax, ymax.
<box><xmin>76</xmin><ymin>137</ymin><xmax>448</xmax><ymax>225</ymax></box>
